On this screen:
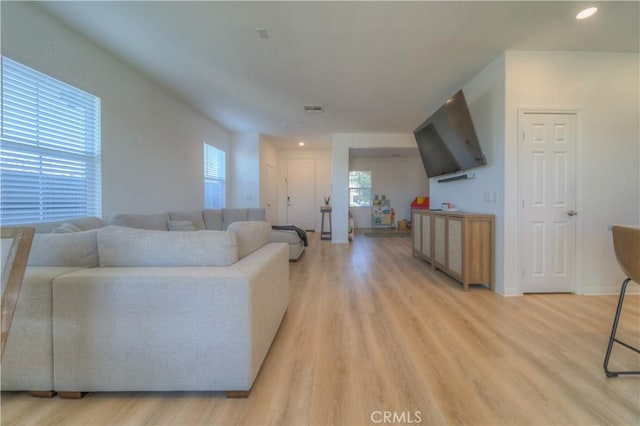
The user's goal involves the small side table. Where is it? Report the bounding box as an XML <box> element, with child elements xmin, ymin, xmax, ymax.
<box><xmin>320</xmin><ymin>206</ymin><xmax>332</xmax><ymax>240</ymax></box>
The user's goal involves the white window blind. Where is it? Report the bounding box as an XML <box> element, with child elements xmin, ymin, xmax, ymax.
<box><xmin>204</xmin><ymin>143</ymin><xmax>225</xmax><ymax>208</ymax></box>
<box><xmin>1</xmin><ymin>57</ymin><xmax>101</xmax><ymax>225</ymax></box>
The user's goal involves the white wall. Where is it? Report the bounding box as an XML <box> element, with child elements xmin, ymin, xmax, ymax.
<box><xmin>259</xmin><ymin>135</ymin><xmax>279</xmax><ymax>222</ymax></box>
<box><xmin>2</xmin><ymin>2</ymin><xmax>231</xmax><ymax>218</ymax></box>
<box><xmin>504</xmin><ymin>51</ymin><xmax>640</xmax><ymax>295</ymax></box>
<box><xmin>428</xmin><ymin>55</ymin><xmax>507</xmax><ymax>293</ymax></box>
<box><xmin>332</xmin><ymin>133</ymin><xmax>418</xmax><ymax>243</ymax></box>
<box><xmin>229</xmin><ymin>133</ymin><xmax>260</xmax><ymax>208</ymax></box>
<box><xmin>349</xmin><ymin>156</ymin><xmax>428</xmax><ymax>228</ymax></box>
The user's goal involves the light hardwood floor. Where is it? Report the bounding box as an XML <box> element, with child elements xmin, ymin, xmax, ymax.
<box><xmin>2</xmin><ymin>231</ymin><xmax>639</xmax><ymax>425</ymax></box>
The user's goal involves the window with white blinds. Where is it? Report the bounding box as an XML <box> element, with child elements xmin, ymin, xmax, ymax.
<box><xmin>1</xmin><ymin>57</ymin><xmax>101</xmax><ymax>225</ymax></box>
<box><xmin>349</xmin><ymin>170</ymin><xmax>372</xmax><ymax>207</ymax></box>
<box><xmin>204</xmin><ymin>143</ymin><xmax>225</xmax><ymax>208</ymax></box>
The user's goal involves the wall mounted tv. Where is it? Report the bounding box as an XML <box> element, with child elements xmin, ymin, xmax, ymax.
<box><xmin>413</xmin><ymin>90</ymin><xmax>486</xmax><ymax>179</ymax></box>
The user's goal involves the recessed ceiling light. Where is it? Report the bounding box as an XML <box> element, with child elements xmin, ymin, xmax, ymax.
<box><xmin>298</xmin><ymin>141</ymin><xmax>305</xmax><ymax>146</ymax></box>
<box><xmin>576</xmin><ymin>7</ymin><xmax>598</xmax><ymax>20</ymax></box>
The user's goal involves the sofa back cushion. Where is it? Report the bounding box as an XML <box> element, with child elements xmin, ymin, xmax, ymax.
<box><xmin>206</xmin><ymin>208</ymin><xmax>267</xmax><ymax>230</ymax></box>
<box><xmin>97</xmin><ymin>226</ymin><xmax>238</xmax><ymax>267</ymax></box>
<box><xmin>202</xmin><ymin>209</ymin><xmax>223</xmax><ymax>230</ymax></box>
<box><xmin>247</xmin><ymin>208</ymin><xmax>266</xmax><ymax>221</ymax></box>
<box><xmin>28</xmin><ymin>230</ymin><xmax>99</xmax><ymax>267</ymax></box>
<box><xmin>169</xmin><ymin>211</ymin><xmax>206</xmax><ymax>230</ymax></box>
<box><xmin>226</xmin><ymin>221</ymin><xmax>272</xmax><ymax>259</ymax></box>
<box><xmin>7</xmin><ymin>217</ymin><xmax>104</xmax><ymax>234</ymax></box>
<box><xmin>108</xmin><ymin>213</ymin><xmax>170</xmax><ymax>230</ymax></box>
<box><xmin>221</xmin><ymin>209</ymin><xmax>249</xmax><ymax>230</ymax></box>
<box><xmin>167</xmin><ymin>220</ymin><xmax>196</xmax><ymax>231</ymax></box>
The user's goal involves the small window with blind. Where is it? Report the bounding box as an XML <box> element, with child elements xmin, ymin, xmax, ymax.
<box><xmin>1</xmin><ymin>57</ymin><xmax>102</xmax><ymax>225</ymax></box>
<box><xmin>349</xmin><ymin>171</ymin><xmax>372</xmax><ymax>207</ymax></box>
<box><xmin>204</xmin><ymin>143</ymin><xmax>225</xmax><ymax>208</ymax></box>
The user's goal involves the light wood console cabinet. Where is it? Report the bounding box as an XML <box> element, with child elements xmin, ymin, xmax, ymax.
<box><xmin>412</xmin><ymin>210</ymin><xmax>494</xmax><ymax>291</ymax></box>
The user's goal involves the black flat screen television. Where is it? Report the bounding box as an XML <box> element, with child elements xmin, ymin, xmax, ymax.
<box><xmin>413</xmin><ymin>90</ymin><xmax>486</xmax><ymax>178</ymax></box>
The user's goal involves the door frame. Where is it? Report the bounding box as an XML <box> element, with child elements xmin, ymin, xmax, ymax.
<box><xmin>516</xmin><ymin>107</ymin><xmax>583</xmax><ymax>295</ymax></box>
<box><xmin>264</xmin><ymin>162</ymin><xmax>278</xmax><ymax>225</ymax></box>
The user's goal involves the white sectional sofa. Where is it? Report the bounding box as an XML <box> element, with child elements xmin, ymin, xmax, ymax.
<box><xmin>109</xmin><ymin>208</ymin><xmax>305</xmax><ymax>261</ymax></box>
<box><xmin>1</xmin><ymin>216</ymin><xmax>289</xmax><ymax>398</ymax></box>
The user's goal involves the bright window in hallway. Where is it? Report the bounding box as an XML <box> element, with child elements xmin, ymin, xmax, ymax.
<box><xmin>349</xmin><ymin>170</ymin><xmax>372</xmax><ymax>207</ymax></box>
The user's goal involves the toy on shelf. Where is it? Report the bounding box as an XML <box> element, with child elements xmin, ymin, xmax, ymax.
<box><xmin>411</xmin><ymin>196</ymin><xmax>430</xmax><ymax>210</ymax></box>
<box><xmin>372</xmin><ymin>196</ymin><xmax>392</xmax><ymax>228</ymax></box>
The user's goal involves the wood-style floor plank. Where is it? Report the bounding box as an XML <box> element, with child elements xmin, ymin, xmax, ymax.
<box><xmin>2</xmin><ymin>230</ymin><xmax>638</xmax><ymax>425</ymax></box>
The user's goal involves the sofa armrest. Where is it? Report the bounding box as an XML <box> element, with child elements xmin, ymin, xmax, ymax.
<box><xmin>270</xmin><ymin>230</ymin><xmax>305</xmax><ymax>260</ymax></box>
<box><xmin>2</xmin><ymin>267</ymin><xmax>84</xmax><ymax>392</ymax></box>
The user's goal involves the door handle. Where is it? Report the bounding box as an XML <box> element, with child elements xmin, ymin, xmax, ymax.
<box><xmin>566</xmin><ymin>210</ymin><xmax>578</xmax><ymax>216</ymax></box>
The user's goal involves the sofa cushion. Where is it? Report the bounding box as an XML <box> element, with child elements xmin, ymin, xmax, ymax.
<box><xmin>247</xmin><ymin>209</ymin><xmax>266</xmax><ymax>221</ymax></box>
<box><xmin>1</xmin><ymin>239</ymin><xmax>10</xmax><ymax>270</ymax></box>
<box><xmin>28</xmin><ymin>230</ymin><xmax>99</xmax><ymax>267</ymax></box>
<box><xmin>270</xmin><ymin>229</ymin><xmax>303</xmax><ymax>244</ymax></box>
<box><xmin>51</xmin><ymin>222</ymin><xmax>83</xmax><ymax>233</ymax></box>
<box><xmin>221</xmin><ymin>209</ymin><xmax>249</xmax><ymax>229</ymax></box>
<box><xmin>98</xmin><ymin>226</ymin><xmax>238</xmax><ymax>267</ymax></box>
<box><xmin>168</xmin><ymin>220</ymin><xmax>196</xmax><ymax>231</ymax></box>
<box><xmin>227</xmin><ymin>221</ymin><xmax>272</xmax><ymax>259</ymax></box>
<box><xmin>169</xmin><ymin>211</ymin><xmax>206</xmax><ymax>230</ymax></box>
<box><xmin>203</xmin><ymin>209</ymin><xmax>223</xmax><ymax>230</ymax></box>
<box><xmin>108</xmin><ymin>213</ymin><xmax>170</xmax><ymax>230</ymax></box>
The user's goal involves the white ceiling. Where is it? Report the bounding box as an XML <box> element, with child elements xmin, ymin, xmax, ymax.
<box><xmin>37</xmin><ymin>1</ymin><xmax>639</xmax><ymax>150</ymax></box>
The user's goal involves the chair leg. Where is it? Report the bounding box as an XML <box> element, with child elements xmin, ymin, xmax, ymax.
<box><xmin>603</xmin><ymin>278</ymin><xmax>640</xmax><ymax>377</ymax></box>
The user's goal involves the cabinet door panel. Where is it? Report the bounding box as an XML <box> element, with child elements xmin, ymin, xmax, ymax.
<box><xmin>433</xmin><ymin>215</ymin><xmax>446</xmax><ymax>266</ymax></box>
<box><xmin>412</xmin><ymin>212</ymin><xmax>421</xmax><ymax>252</ymax></box>
<box><xmin>447</xmin><ymin>217</ymin><xmax>463</xmax><ymax>278</ymax></box>
<box><xmin>466</xmin><ymin>220</ymin><xmax>493</xmax><ymax>284</ymax></box>
<box><xmin>421</xmin><ymin>214</ymin><xmax>431</xmax><ymax>258</ymax></box>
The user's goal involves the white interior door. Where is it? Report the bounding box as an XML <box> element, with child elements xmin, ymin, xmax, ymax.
<box><xmin>520</xmin><ymin>112</ymin><xmax>578</xmax><ymax>293</ymax></box>
<box><xmin>287</xmin><ymin>158</ymin><xmax>315</xmax><ymax>231</ymax></box>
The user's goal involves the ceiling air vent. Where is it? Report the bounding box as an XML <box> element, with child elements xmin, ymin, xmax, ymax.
<box><xmin>303</xmin><ymin>105</ymin><xmax>324</xmax><ymax>112</ymax></box>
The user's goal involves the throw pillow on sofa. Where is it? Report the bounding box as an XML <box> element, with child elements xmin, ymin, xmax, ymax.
<box><xmin>97</xmin><ymin>226</ymin><xmax>238</xmax><ymax>267</ymax></box>
<box><xmin>226</xmin><ymin>221</ymin><xmax>272</xmax><ymax>259</ymax></box>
